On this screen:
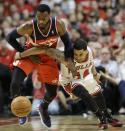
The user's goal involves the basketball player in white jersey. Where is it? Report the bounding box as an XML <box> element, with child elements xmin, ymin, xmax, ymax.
<box><xmin>59</xmin><ymin>39</ymin><xmax>122</xmax><ymax>129</ymax></box>
<box><xmin>15</xmin><ymin>39</ymin><xmax>122</xmax><ymax>129</ymax></box>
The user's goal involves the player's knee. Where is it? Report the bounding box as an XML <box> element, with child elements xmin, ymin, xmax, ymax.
<box><xmin>45</xmin><ymin>92</ymin><xmax>57</xmax><ymax>102</ymax></box>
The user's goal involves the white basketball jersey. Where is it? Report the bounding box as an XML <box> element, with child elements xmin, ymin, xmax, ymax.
<box><xmin>60</xmin><ymin>47</ymin><xmax>101</xmax><ymax>95</ymax></box>
<box><xmin>74</xmin><ymin>47</ymin><xmax>94</xmax><ymax>79</ymax></box>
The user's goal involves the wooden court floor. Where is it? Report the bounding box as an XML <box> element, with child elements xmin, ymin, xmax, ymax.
<box><xmin>0</xmin><ymin>115</ymin><xmax>125</xmax><ymax>131</ymax></box>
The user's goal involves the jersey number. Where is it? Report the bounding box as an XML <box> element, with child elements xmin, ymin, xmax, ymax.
<box><xmin>76</xmin><ymin>69</ymin><xmax>89</xmax><ymax>79</ymax></box>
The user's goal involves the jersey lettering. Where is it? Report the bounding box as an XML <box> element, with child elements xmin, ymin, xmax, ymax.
<box><xmin>76</xmin><ymin>69</ymin><xmax>89</xmax><ymax>79</ymax></box>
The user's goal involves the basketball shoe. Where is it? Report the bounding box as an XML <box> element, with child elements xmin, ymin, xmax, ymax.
<box><xmin>107</xmin><ymin>117</ymin><xmax>123</xmax><ymax>127</ymax></box>
<box><xmin>38</xmin><ymin>103</ymin><xmax>51</xmax><ymax>128</ymax></box>
<box><xmin>96</xmin><ymin>111</ymin><xmax>108</xmax><ymax>129</ymax></box>
<box><xmin>105</xmin><ymin>111</ymin><xmax>123</xmax><ymax>127</ymax></box>
<box><xmin>18</xmin><ymin>116</ymin><xmax>28</xmax><ymax>125</ymax></box>
<box><xmin>98</xmin><ymin>115</ymin><xmax>108</xmax><ymax>130</ymax></box>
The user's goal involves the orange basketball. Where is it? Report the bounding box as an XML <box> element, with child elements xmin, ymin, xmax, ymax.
<box><xmin>11</xmin><ymin>96</ymin><xmax>32</xmax><ymax>117</ymax></box>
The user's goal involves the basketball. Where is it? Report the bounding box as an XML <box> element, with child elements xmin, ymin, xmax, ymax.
<box><xmin>11</xmin><ymin>96</ymin><xmax>32</xmax><ymax>117</ymax></box>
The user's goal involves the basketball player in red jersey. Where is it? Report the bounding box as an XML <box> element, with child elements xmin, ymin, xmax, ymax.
<box><xmin>6</xmin><ymin>4</ymin><xmax>74</xmax><ymax>127</ymax></box>
<box><xmin>15</xmin><ymin>39</ymin><xmax>123</xmax><ymax>129</ymax></box>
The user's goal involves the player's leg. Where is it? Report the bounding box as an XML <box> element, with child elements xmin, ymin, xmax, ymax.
<box><xmin>10</xmin><ymin>67</ymin><xmax>27</xmax><ymax>98</ymax></box>
<box><xmin>94</xmin><ymin>92</ymin><xmax>123</xmax><ymax>127</ymax></box>
<box><xmin>72</xmin><ymin>84</ymin><xmax>108</xmax><ymax>129</ymax></box>
<box><xmin>11</xmin><ymin>58</ymin><xmax>34</xmax><ymax>98</ymax></box>
<box><xmin>38</xmin><ymin>83</ymin><xmax>57</xmax><ymax>128</ymax></box>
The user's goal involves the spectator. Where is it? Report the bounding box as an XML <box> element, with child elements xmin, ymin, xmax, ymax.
<box><xmin>96</xmin><ymin>47</ymin><xmax>121</xmax><ymax>79</ymax></box>
<box><xmin>0</xmin><ymin>40</ymin><xmax>15</xmax><ymax>116</ymax></box>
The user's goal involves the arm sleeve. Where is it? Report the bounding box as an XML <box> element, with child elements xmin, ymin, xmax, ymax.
<box><xmin>6</xmin><ymin>29</ymin><xmax>24</xmax><ymax>52</ymax></box>
<box><xmin>60</xmin><ymin>32</ymin><xmax>73</xmax><ymax>59</ymax></box>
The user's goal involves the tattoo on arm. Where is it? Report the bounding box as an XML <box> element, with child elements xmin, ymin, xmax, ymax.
<box><xmin>46</xmin><ymin>48</ymin><xmax>66</xmax><ymax>63</ymax></box>
<box><xmin>17</xmin><ymin>21</ymin><xmax>33</xmax><ymax>36</ymax></box>
<box><xmin>56</xmin><ymin>19</ymin><xmax>66</xmax><ymax>36</ymax></box>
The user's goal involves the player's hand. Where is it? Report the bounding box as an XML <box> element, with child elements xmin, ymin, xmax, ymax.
<box><xmin>66</xmin><ymin>59</ymin><xmax>77</xmax><ymax>77</ymax></box>
<box><xmin>28</xmin><ymin>55</ymin><xmax>42</xmax><ymax>64</ymax></box>
<box><xmin>14</xmin><ymin>52</ymin><xmax>21</xmax><ymax>60</ymax></box>
<box><xmin>93</xmin><ymin>73</ymin><xmax>101</xmax><ymax>84</ymax></box>
<box><xmin>100</xmin><ymin>71</ymin><xmax>110</xmax><ymax>80</ymax></box>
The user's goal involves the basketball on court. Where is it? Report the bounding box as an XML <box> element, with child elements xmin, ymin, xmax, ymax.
<box><xmin>11</xmin><ymin>96</ymin><xmax>32</xmax><ymax>117</ymax></box>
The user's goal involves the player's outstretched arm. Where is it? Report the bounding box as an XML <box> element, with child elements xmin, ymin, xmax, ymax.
<box><xmin>15</xmin><ymin>46</ymin><xmax>77</xmax><ymax>76</ymax></box>
<box><xmin>15</xmin><ymin>46</ymin><xmax>68</xmax><ymax>65</ymax></box>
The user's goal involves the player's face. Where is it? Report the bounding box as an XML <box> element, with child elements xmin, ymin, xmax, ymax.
<box><xmin>74</xmin><ymin>49</ymin><xmax>88</xmax><ymax>63</ymax></box>
<box><xmin>36</xmin><ymin>11</ymin><xmax>50</xmax><ymax>28</ymax></box>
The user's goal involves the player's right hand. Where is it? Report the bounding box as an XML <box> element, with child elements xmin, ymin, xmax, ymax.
<box><xmin>28</xmin><ymin>55</ymin><xmax>42</xmax><ymax>64</ymax></box>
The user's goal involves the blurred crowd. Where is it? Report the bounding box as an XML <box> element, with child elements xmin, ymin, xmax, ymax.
<box><xmin>0</xmin><ymin>0</ymin><xmax>125</xmax><ymax>117</ymax></box>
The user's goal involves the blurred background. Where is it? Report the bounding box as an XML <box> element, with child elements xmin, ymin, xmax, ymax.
<box><xmin>0</xmin><ymin>0</ymin><xmax>125</xmax><ymax>118</ymax></box>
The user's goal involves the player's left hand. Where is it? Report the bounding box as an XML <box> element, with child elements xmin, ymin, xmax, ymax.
<box><xmin>93</xmin><ymin>73</ymin><xmax>101</xmax><ymax>84</ymax></box>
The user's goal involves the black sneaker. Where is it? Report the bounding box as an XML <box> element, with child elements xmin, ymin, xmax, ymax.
<box><xmin>38</xmin><ymin>105</ymin><xmax>51</xmax><ymax>128</ymax></box>
<box><xmin>18</xmin><ymin>116</ymin><xmax>28</xmax><ymax>126</ymax></box>
<box><xmin>98</xmin><ymin>115</ymin><xmax>108</xmax><ymax>129</ymax></box>
<box><xmin>98</xmin><ymin>122</ymin><xmax>108</xmax><ymax>130</ymax></box>
<box><xmin>105</xmin><ymin>110</ymin><xmax>123</xmax><ymax>127</ymax></box>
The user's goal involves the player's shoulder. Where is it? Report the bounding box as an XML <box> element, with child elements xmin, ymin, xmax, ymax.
<box><xmin>56</xmin><ymin>18</ymin><xmax>65</xmax><ymax>28</ymax></box>
<box><xmin>87</xmin><ymin>46</ymin><xmax>95</xmax><ymax>58</ymax></box>
<box><xmin>87</xmin><ymin>46</ymin><xmax>92</xmax><ymax>53</ymax></box>
<box><xmin>18</xmin><ymin>20</ymin><xmax>33</xmax><ymax>30</ymax></box>
<box><xmin>17</xmin><ymin>20</ymin><xmax>33</xmax><ymax>35</ymax></box>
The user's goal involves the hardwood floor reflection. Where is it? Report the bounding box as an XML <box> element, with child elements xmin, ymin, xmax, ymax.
<box><xmin>0</xmin><ymin>115</ymin><xmax>125</xmax><ymax>131</ymax></box>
